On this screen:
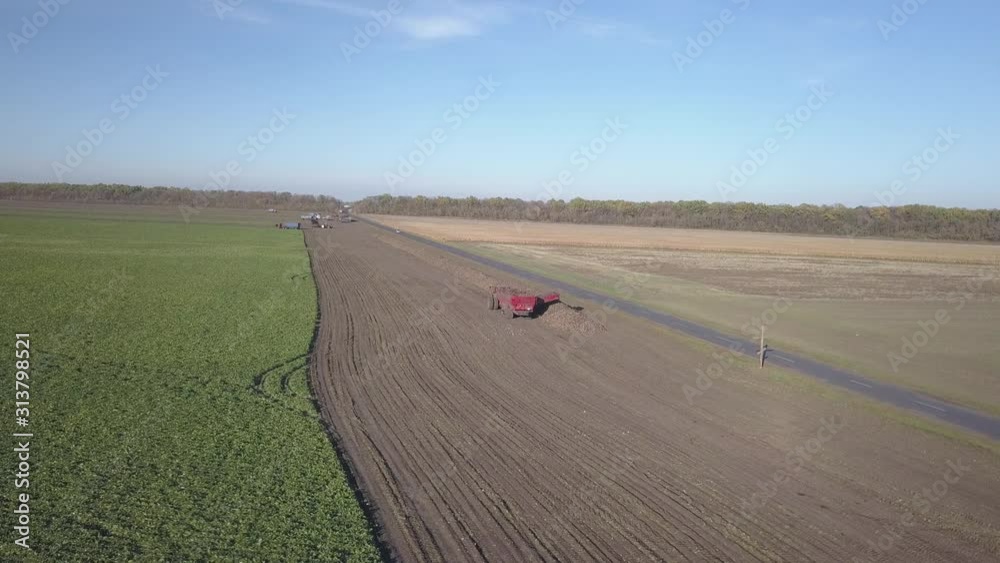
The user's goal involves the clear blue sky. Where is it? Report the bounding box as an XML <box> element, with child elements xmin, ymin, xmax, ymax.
<box><xmin>2</xmin><ymin>0</ymin><xmax>998</xmax><ymax>207</ymax></box>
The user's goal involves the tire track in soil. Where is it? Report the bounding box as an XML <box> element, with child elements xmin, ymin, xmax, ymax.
<box><xmin>372</xmin><ymin>237</ymin><xmax>784</xmax><ymax>556</ymax></box>
<box><xmin>305</xmin><ymin>223</ymin><xmax>1000</xmax><ymax>563</ymax></box>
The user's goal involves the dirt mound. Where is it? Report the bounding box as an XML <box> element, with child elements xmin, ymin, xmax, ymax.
<box><xmin>540</xmin><ymin>301</ymin><xmax>607</xmax><ymax>334</ymax></box>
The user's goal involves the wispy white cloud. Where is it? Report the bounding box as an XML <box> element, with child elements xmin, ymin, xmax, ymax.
<box><xmin>273</xmin><ymin>0</ymin><xmax>667</xmax><ymax>44</ymax></box>
<box><xmin>276</xmin><ymin>0</ymin><xmax>533</xmax><ymax>41</ymax></box>
<box><xmin>230</xmin><ymin>10</ymin><xmax>272</xmax><ymax>24</ymax></box>
<box><xmin>396</xmin><ymin>16</ymin><xmax>482</xmax><ymax>40</ymax></box>
<box><xmin>397</xmin><ymin>1</ymin><xmax>526</xmax><ymax>41</ymax></box>
<box><xmin>574</xmin><ymin>19</ymin><xmax>616</xmax><ymax>39</ymax></box>
<box><xmin>565</xmin><ymin>15</ymin><xmax>670</xmax><ymax>48</ymax></box>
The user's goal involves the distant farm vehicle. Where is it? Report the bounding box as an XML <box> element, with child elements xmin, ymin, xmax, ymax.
<box><xmin>339</xmin><ymin>204</ymin><xmax>353</xmax><ymax>223</ymax></box>
<box><xmin>488</xmin><ymin>286</ymin><xmax>560</xmax><ymax>318</ymax></box>
<box><xmin>278</xmin><ymin>222</ymin><xmax>301</xmax><ymax>229</ymax></box>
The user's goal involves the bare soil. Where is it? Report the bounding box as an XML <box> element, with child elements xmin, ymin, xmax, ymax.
<box><xmin>306</xmin><ymin>223</ymin><xmax>1000</xmax><ymax>563</ymax></box>
<box><xmin>459</xmin><ymin>241</ymin><xmax>1000</xmax><ymax>415</ymax></box>
<box><xmin>368</xmin><ymin>214</ymin><xmax>1000</xmax><ymax>265</ymax></box>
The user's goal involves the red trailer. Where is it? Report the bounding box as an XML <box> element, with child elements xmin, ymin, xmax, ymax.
<box><xmin>488</xmin><ymin>286</ymin><xmax>560</xmax><ymax>318</ymax></box>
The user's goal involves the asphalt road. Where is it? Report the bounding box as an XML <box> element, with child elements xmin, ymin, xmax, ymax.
<box><xmin>360</xmin><ymin>218</ymin><xmax>1000</xmax><ymax>441</ymax></box>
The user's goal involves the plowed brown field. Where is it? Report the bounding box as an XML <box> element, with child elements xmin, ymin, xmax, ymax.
<box><xmin>306</xmin><ymin>223</ymin><xmax>1000</xmax><ymax>563</ymax></box>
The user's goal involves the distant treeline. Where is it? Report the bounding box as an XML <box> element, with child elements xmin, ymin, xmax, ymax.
<box><xmin>355</xmin><ymin>195</ymin><xmax>1000</xmax><ymax>242</ymax></box>
<box><xmin>0</xmin><ymin>183</ymin><xmax>343</xmax><ymax>211</ymax></box>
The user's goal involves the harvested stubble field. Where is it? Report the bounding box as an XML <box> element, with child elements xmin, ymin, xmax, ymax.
<box><xmin>367</xmin><ymin>215</ymin><xmax>1000</xmax><ymax>264</ymax></box>
<box><xmin>460</xmin><ymin>243</ymin><xmax>1000</xmax><ymax>416</ymax></box>
<box><xmin>306</xmin><ymin>222</ymin><xmax>1000</xmax><ymax>563</ymax></box>
<box><xmin>367</xmin><ymin>215</ymin><xmax>1000</xmax><ymax>416</ymax></box>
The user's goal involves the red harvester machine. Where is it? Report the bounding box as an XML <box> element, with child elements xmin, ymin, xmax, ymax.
<box><xmin>488</xmin><ymin>286</ymin><xmax>560</xmax><ymax>318</ymax></box>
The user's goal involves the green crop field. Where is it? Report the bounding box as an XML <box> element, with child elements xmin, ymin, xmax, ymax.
<box><xmin>0</xmin><ymin>206</ymin><xmax>379</xmax><ymax>561</ymax></box>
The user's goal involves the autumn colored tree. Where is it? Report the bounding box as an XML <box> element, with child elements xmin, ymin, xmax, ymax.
<box><xmin>353</xmin><ymin>194</ymin><xmax>1000</xmax><ymax>242</ymax></box>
